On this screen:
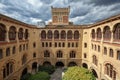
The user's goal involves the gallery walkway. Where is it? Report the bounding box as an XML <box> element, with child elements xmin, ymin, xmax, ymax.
<box><xmin>50</xmin><ymin>68</ymin><xmax>63</xmax><ymax>80</ymax></box>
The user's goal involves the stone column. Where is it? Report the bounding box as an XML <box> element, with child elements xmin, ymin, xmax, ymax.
<box><xmin>5</xmin><ymin>28</ymin><xmax>9</xmax><ymax>42</ymax></box>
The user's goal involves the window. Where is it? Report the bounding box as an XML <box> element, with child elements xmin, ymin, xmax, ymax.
<box><xmin>67</xmin><ymin>30</ymin><xmax>72</xmax><ymax>39</ymax></box>
<box><xmin>0</xmin><ymin>23</ymin><xmax>6</xmax><ymax>41</ymax></box>
<box><xmin>76</xmin><ymin>42</ymin><xmax>78</xmax><ymax>47</ymax></box>
<box><xmin>54</xmin><ymin>30</ymin><xmax>59</xmax><ymax>39</ymax></box>
<box><xmin>57</xmin><ymin>50</ymin><xmax>63</xmax><ymax>58</ymax></box>
<box><xmin>9</xmin><ymin>26</ymin><xmax>16</xmax><ymax>41</ymax></box>
<box><xmin>49</xmin><ymin>42</ymin><xmax>52</xmax><ymax>47</ymax></box>
<box><xmin>68</xmin><ymin>42</ymin><xmax>70</xmax><ymax>47</ymax></box>
<box><xmin>33</xmin><ymin>53</ymin><xmax>36</xmax><ymax>58</ymax></box>
<box><xmin>47</xmin><ymin>30</ymin><xmax>52</xmax><ymax>39</ymax></box>
<box><xmin>104</xmin><ymin>47</ymin><xmax>107</xmax><ymax>55</ymax></box>
<box><xmin>92</xmin><ymin>55</ymin><xmax>98</xmax><ymax>66</ymax></box>
<box><xmin>103</xmin><ymin>26</ymin><xmax>111</xmax><ymax>41</ymax></box>
<box><xmin>26</xmin><ymin>44</ymin><xmax>28</xmax><ymax>50</ymax></box>
<box><xmin>33</xmin><ymin>42</ymin><xmax>36</xmax><ymax>48</ymax></box>
<box><xmin>74</xmin><ymin>30</ymin><xmax>79</xmax><ymax>39</ymax></box>
<box><xmin>12</xmin><ymin>46</ymin><xmax>16</xmax><ymax>54</ymax></box>
<box><xmin>44</xmin><ymin>50</ymin><xmax>50</xmax><ymax>57</ymax></box>
<box><xmin>84</xmin><ymin>43</ymin><xmax>87</xmax><ymax>48</ymax></box>
<box><xmin>70</xmin><ymin>51</ymin><xmax>76</xmax><ymax>58</ymax></box>
<box><xmin>105</xmin><ymin>63</ymin><xmax>116</xmax><ymax>80</ymax></box>
<box><xmin>98</xmin><ymin>46</ymin><xmax>100</xmax><ymax>52</ymax></box>
<box><xmin>62</xmin><ymin>42</ymin><xmax>65</xmax><ymax>47</ymax></box>
<box><xmin>61</xmin><ymin>30</ymin><xmax>66</xmax><ymax>39</ymax></box>
<box><xmin>41</xmin><ymin>30</ymin><xmax>46</xmax><ymax>39</ymax></box>
<box><xmin>84</xmin><ymin>53</ymin><xmax>87</xmax><ymax>58</ymax></box>
<box><xmin>3</xmin><ymin>62</ymin><xmax>14</xmax><ymax>79</ymax></box>
<box><xmin>96</xmin><ymin>28</ymin><xmax>102</xmax><ymax>40</ymax></box>
<box><xmin>46</xmin><ymin>42</ymin><xmax>48</xmax><ymax>47</ymax></box>
<box><xmin>24</xmin><ymin>29</ymin><xmax>28</xmax><ymax>39</ymax></box>
<box><xmin>113</xmin><ymin>23</ymin><xmax>120</xmax><ymax>41</ymax></box>
<box><xmin>6</xmin><ymin>48</ymin><xmax>10</xmax><ymax>56</ymax></box>
<box><xmin>117</xmin><ymin>50</ymin><xmax>120</xmax><ymax>60</ymax></box>
<box><xmin>22</xmin><ymin>54</ymin><xmax>27</xmax><ymax>64</ymax></box>
<box><xmin>59</xmin><ymin>42</ymin><xmax>61</xmax><ymax>47</ymax></box>
<box><xmin>23</xmin><ymin>44</ymin><xmax>25</xmax><ymax>51</ymax></box>
<box><xmin>42</xmin><ymin>42</ymin><xmax>44</xmax><ymax>47</ymax></box>
<box><xmin>0</xmin><ymin>49</ymin><xmax>3</xmax><ymax>59</ymax></box>
<box><xmin>91</xmin><ymin>29</ymin><xmax>95</xmax><ymax>39</ymax></box>
<box><xmin>55</xmin><ymin>42</ymin><xmax>57</xmax><ymax>47</ymax></box>
<box><xmin>18</xmin><ymin>28</ymin><xmax>23</xmax><ymax>40</ymax></box>
<box><xmin>19</xmin><ymin>45</ymin><xmax>22</xmax><ymax>52</ymax></box>
<box><xmin>109</xmin><ymin>49</ymin><xmax>113</xmax><ymax>57</ymax></box>
<box><xmin>92</xmin><ymin>44</ymin><xmax>93</xmax><ymax>49</ymax></box>
<box><xmin>94</xmin><ymin>45</ymin><xmax>96</xmax><ymax>51</ymax></box>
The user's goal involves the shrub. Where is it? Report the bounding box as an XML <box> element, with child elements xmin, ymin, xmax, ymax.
<box><xmin>29</xmin><ymin>72</ymin><xmax>50</xmax><ymax>80</ymax></box>
<box><xmin>20</xmin><ymin>73</ymin><xmax>31</xmax><ymax>80</ymax></box>
<box><xmin>38</xmin><ymin>65</ymin><xmax>56</xmax><ymax>74</ymax></box>
<box><xmin>62</xmin><ymin>66</ymin><xmax>96</xmax><ymax>80</ymax></box>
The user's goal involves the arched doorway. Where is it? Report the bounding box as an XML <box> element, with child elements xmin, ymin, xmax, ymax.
<box><xmin>43</xmin><ymin>61</ymin><xmax>51</xmax><ymax>67</ymax></box>
<box><xmin>55</xmin><ymin>61</ymin><xmax>64</xmax><ymax>67</ymax></box>
<box><xmin>20</xmin><ymin>68</ymin><xmax>28</xmax><ymax>80</ymax></box>
<box><xmin>68</xmin><ymin>62</ymin><xmax>77</xmax><ymax>67</ymax></box>
<box><xmin>32</xmin><ymin>62</ymin><xmax>37</xmax><ymax>73</ymax></box>
<box><xmin>91</xmin><ymin>69</ymin><xmax>98</xmax><ymax>78</ymax></box>
<box><xmin>82</xmin><ymin>63</ymin><xmax>88</xmax><ymax>69</ymax></box>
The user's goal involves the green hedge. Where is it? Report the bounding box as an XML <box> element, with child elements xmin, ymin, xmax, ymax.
<box><xmin>38</xmin><ymin>65</ymin><xmax>56</xmax><ymax>74</ymax></box>
<box><xmin>62</xmin><ymin>66</ymin><xmax>96</xmax><ymax>80</ymax></box>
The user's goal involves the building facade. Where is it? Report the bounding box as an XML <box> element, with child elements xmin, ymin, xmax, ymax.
<box><xmin>0</xmin><ymin>7</ymin><xmax>120</xmax><ymax>80</ymax></box>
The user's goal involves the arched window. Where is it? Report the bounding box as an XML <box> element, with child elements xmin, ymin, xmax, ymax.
<box><xmin>92</xmin><ymin>55</ymin><xmax>98</xmax><ymax>66</ymax></box>
<box><xmin>19</xmin><ymin>45</ymin><xmax>22</xmax><ymax>52</ymax></box>
<box><xmin>0</xmin><ymin>49</ymin><xmax>3</xmax><ymax>59</ymax></box>
<box><xmin>33</xmin><ymin>52</ymin><xmax>36</xmax><ymax>58</ymax></box>
<box><xmin>3</xmin><ymin>62</ymin><xmax>14</xmax><ymax>79</ymax></box>
<box><xmin>96</xmin><ymin>28</ymin><xmax>102</xmax><ymax>40</ymax></box>
<box><xmin>70</xmin><ymin>51</ymin><xmax>76</xmax><ymax>58</ymax></box>
<box><xmin>104</xmin><ymin>47</ymin><xmax>107</xmax><ymax>55</ymax></box>
<box><xmin>98</xmin><ymin>45</ymin><xmax>100</xmax><ymax>52</ymax></box>
<box><xmin>61</xmin><ymin>30</ymin><xmax>66</xmax><ymax>39</ymax></box>
<box><xmin>67</xmin><ymin>30</ymin><xmax>72</xmax><ymax>39</ymax></box>
<box><xmin>0</xmin><ymin>23</ymin><xmax>6</xmax><ymax>41</ymax></box>
<box><xmin>84</xmin><ymin>53</ymin><xmax>87</xmax><ymax>58</ymax></box>
<box><xmin>9</xmin><ymin>26</ymin><xmax>16</xmax><ymax>41</ymax></box>
<box><xmin>6</xmin><ymin>48</ymin><xmax>10</xmax><ymax>57</ymax></box>
<box><xmin>22</xmin><ymin>54</ymin><xmax>27</xmax><ymax>64</ymax></box>
<box><xmin>44</xmin><ymin>50</ymin><xmax>50</xmax><ymax>57</ymax></box>
<box><xmin>62</xmin><ymin>42</ymin><xmax>65</xmax><ymax>47</ymax></box>
<box><xmin>47</xmin><ymin>30</ymin><xmax>52</xmax><ymax>39</ymax></box>
<box><xmin>41</xmin><ymin>30</ymin><xmax>46</xmax><ymax>39</ymax></box>
<box><xmin>12</xmin><ymin>46</ymin><xmax>16</xmax><ymax>54</ymax></box>
<box><xmin>91</xmin><ymin>29</ymin><xmax>95</xmax><ymax>39</ymax></box>
<box><xmin>117</xmin><ymin>50</ymin><xmax>120</xmax><ymax>60</ymax></box>
<box><xmin>94</xmin><ymin>45</ymin><xmax>96</xmax><ymax>51</ymax></box>
<box><xmin>103</xmin><ymin>26</ymin><xmax>111</xmax><ymax>41</ymax></box>
<box><xmin>18</xmin><ymin>28</ymin><xmax>23</xmax><ymax>40</ymax></box>
<box><xmin>109</xmin><ymin>49</ymin><xmax>113</xmax><ymax>57</ymax></box>
<box><xmin>54</xmin><ymin>30</ymin><xmax>59</xmax><ymax>39</ymax></box>
<box><xmin>113</xmin><ymin>23</ymin><xmax>120</xmax><ymax>41</ymax></box>
<box><xmin>74</xmin><ymin>30</ymin><xmax>79</xmax><ymax>39</ymax></box>
<box><xmin>57</xmin><ymin>50</ymin><xmax>63</xmax><ymax>58</ymax></box>
<box><xmin>105</xmin><ymin>63</ymin><xmax>116</xmax><ymax>80</ymax></box>
<box><xmin>24</xmin><ymin>29</ymin><xmax>28</xmax><ymax>39</ymax></box>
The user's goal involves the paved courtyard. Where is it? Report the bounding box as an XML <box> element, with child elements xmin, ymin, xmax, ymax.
<box><xmin>50</xmin><ymin>68</ymin><xmax>63</xmax><ymax>80</ymax></box>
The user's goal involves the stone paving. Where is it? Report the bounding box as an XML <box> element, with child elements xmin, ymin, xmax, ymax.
<box><xmin>50</xmin><ymin>68</ymin><xmax>63</xmax><ymax>80</ymax></box>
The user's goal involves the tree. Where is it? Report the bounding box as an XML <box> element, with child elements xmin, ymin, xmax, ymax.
<box><xmin>62</xmin><ymin>66</ymin><xmax>96</xmax><ymax>80</ymax></box>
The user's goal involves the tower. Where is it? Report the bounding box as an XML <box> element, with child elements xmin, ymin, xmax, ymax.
<box><xmin>51</xmin><ymin>6</ymin><xmax>70</xmax><ymax>25</ymax></box>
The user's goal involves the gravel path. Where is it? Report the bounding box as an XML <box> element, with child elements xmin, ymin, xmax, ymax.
<box><xmin>50</xmin><ymin>68</ymin><xmax>63</xmax><ymax>80</ymax></box>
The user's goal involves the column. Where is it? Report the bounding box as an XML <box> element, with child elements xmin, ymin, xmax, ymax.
<box><xmin>5</xmin><ymin>28</ymin><xmax>9</xmax><ymax>42</ymax></box>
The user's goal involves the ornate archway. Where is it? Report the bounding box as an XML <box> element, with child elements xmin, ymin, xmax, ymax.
<box><xmin>43</xmin><ymin>61</ymin><xmax>51</xmax><ymax>67</ymax></box>
<box><xmin>55</xmin><ymin>61</ymin><xmax>64</xmax><ymax>67</ymax></box>
<box><xmin>68</xmin><ymin>62</ymin><xmax>77</xmax><ymax>67</ymax></box>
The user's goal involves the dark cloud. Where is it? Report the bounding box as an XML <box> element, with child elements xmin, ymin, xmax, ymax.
<box><xmin>0</xmin><ymin>0</ymin><xmax>120</xmax><ymax>25</ymax></box>
<box><xmin>89</xmin><ymin>0</ymin><xmax>120</xmax><ymax>6</ymax></box>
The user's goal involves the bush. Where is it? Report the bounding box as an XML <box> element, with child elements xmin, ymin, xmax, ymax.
<box><xmin>38</xmin><ymin>65</ymin><xmax>56</xmax><ymax>74</ymax></box>
<box><xmin>20</xmin><ymin>73</ymin><xmax>31</xmax><ymax>80</ymax></box>
<box><xmin>62</xmin><ymin>66</ymin><xmax>96</xmax><ymax>80</ymax></box>
<box><xmin>29</xmin><ymin>72</ymin><xmax>50</xmax><ymax>80</ymax></box>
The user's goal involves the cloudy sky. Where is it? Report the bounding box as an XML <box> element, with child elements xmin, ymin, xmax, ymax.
<box><xmin>0</xmin><ymin>0</ymin><xmax>120</xmax><ymax>25</ymax></box>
